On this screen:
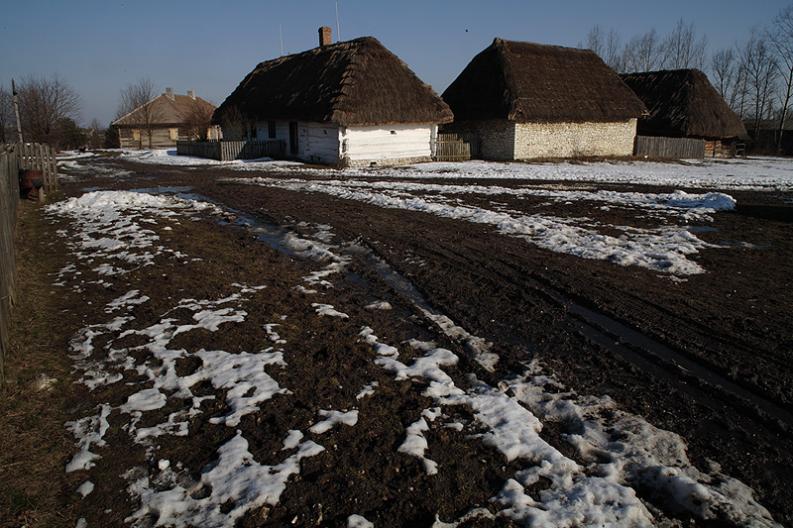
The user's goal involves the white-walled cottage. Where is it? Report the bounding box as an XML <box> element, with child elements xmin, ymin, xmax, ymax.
<box><xmin>441</xmin><ymin>39</ymin><xmax>647</xmax><ymax>160</ymax></box>
<box><xmin>213</xmin><ymin>27</ymin><xmax>453</xmax><ymax>167</ymax></box>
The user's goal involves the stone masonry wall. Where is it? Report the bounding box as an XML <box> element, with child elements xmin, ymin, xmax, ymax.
<box><xmin>444</xmin><ymin>120</ymin><xmax>515</xmax><ymax>160</ymax></box>
<box><xmin>513</xmin><ymin>119</ymin><xmax>637</xmax><ymax>159</ymax></box>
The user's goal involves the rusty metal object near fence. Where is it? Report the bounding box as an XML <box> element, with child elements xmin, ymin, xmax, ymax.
<box><xmin>176</xmin><ymin>140</ymin><xmax>286</xmax><ymax>162</ymax></box>
<box><xmin>634</xmin><ymin>135</ymin><xmax>705</xmax><ymax>159</ymax></box>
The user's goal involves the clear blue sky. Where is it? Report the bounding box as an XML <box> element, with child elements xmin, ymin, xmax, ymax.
<box><xmin>1</xmin><ymin>0</ymin><xmax>789</xmax><ymax>126</ymax></box>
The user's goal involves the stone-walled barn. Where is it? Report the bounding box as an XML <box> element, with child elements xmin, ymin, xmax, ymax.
<box><xmin>213</xmin><ymin>28</ymin><xmax>453</xmax><ymax>167</ymax></box>
<box><xmin>113</xmin><ymin>89</ymin><xmax>217</xmax><ymax>149</ymax></box>
<box><xmin>441</xmin><ymin>39</ymin><xmax>647</xmax><ymax>160</ymax></box>
<box><xmin>620</xmin><ymin>69</ymin><xmax>748</xmax><ymax>158</ymax></box>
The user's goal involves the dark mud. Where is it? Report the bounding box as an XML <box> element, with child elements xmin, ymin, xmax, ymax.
<box><xmin>48</xmin><ymin>157</ymin><xmax>793</xmax><ymax>525</ymax></box>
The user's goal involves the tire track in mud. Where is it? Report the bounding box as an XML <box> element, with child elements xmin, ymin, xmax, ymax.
<box><xmin>387</xmin><ymin>240</ymin><xmax>793</xmax><ymax>431</ymax></box>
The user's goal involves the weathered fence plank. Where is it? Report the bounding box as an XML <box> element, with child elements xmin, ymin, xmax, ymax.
<box><xmin>634</xmin><ymin>136</ymin><xmax>705</xmax><ymax>159</ymax></box>
<box><xmin>433</xmin><ymin>133</ymin><xmax>474</xmax><ymax>162</ymax></box>
<box><xmin>16</xmin><ymin>142</ymin><xmax>58</xmax><ymax>192</ymax></box>
<box><xmin>176</xmin><ymin>140</ymin><xmax>285</xmax><ymax>161</ymax></box>
<box><xmin>0</xmin><ymin>145</ymin><xmax>21</xmax><ymax>385</ymax></box>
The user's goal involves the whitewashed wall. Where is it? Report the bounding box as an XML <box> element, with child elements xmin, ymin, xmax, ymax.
<box><xmin>299</xmin><ymin>122</ymin><xmax>340</xmax><ymax>164</ymax></box>
<box><xmin>514</xmin><ymin>119</ymin><xmax>637</xmax><ymax>159</ymax></box>
<box><xmin>341</xmin><ymin>124</ymin><xmax>435</xmax><ymax>166</ymax></box>
<box><xmin>236</xmin><ymin>120</ymin><xmax>439</xmax><ymax>165</ymax></box>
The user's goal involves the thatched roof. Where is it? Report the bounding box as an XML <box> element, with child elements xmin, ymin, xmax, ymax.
<box><xmin>113</xmin><ymin>93</ymin><xmax>215</xmax><ymax>127</ymax></box>
<box><xmin>441</xmin><ymin>38</ymin><xmax>646</xmax><ymax>123</ymax></box>
<box><xmin>620</xmin><ymin>69</ymin><xmax>748</xmax><ymax>140</ymax></box>
<box><xmin>213</xmin><ymin>37</ymin><xmax>453</xmax><ymax>127</ymax></box>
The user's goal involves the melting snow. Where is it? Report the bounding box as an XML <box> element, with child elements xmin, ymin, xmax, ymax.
<box><xmin>347</xmin><ymin>514</ymin><xmax>375</xmax><ymax>527</ymax></box>
<box><xmin>309</xmin><ymin>409</ymin><xmax>359</xmax><ymax>434</ymax></box>
<box><xmin>229</xmin><ymin>177</ymin><xmax>722</xmax><ymax>275</ymax></box>
<box><xmin>355</xmin><ymin>381</ymin><xmax>379</xmax><ymax>400</ymax></box>
<box><xmin>312</xmin><ymin>303</ymin><xmax>350</xmax><ymax>319</ymax></box>
<box><xmin>125</xmin><ymin>431</ymin><xmax>324</xmax><ymax>528</ymax></box>
<box><xmin>398</xmin><ymin>408</ymin><xmax>442</xmax><ymax>475</ymax></box>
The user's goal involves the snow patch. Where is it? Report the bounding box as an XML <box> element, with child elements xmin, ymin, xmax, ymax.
<box><xmin>309</xmin><ymin>409</ymin><xmax>359</xmax><ymax>434</ymax></box>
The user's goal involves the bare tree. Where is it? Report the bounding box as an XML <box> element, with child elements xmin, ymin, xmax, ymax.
<box><xmin>769</xmin><ymin>5</ymin><xmax>793</xmax><ymax>150</ymax></box>
<box><xmin>180</xmin><ymin>99</ymin><xmax>215</xmax><ymax>140</ymax></box>
<box><xmin>116</xmin><ymin>78</ymin><xmax>160</xmax><ymax>148</ymax></box>
<box><xmin>605</xmin><ymin>29</ymin><xmax>624</xmax><ymax>71</ymax></box>
<box><xmin>741</xmin><ymin>31</ymin><xmax>779</xmax><ymax>136</ymax></box>
<box><xmin>16</xmin><ymin>75</ymin><xmax>81</xmax><ymax>147</ymax></box>
<box><xmin>622</xmin><ymin>29</ymin><xmax>662</xmax><ymax>72</ymax></box>
<box><xmin>585</xmin><ymin>25</ymin><xmax>605</xmax><ymax>58</ymax></box>
<box><xmin>661</xmin><ymin>19</ymin><xmax>708</xmax><ymax>70</ymax></box>
<box><xmin>711</xmin><ymin>48</ymin><xmax>737</xmax><ymax>98</ymax></box>
<box><xmin>216</xmin><ymin>104</ymin><xmax>245</xmax><ymax>140</ymax></box>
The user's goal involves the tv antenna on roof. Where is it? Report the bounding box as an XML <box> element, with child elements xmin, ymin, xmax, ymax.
<box><xmin>279</xmin><ymin>24</ymin><xmax>284</xmax><ymax>55</ymax></box>
<box><xmin>335</xmin><ymin>0</ymin><xmax>341</xmax><ymax>40</ymax></box>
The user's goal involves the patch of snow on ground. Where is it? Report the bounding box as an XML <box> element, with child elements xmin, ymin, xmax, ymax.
<box><xmin>65</xmin><ymin>404</ymin><xmax>112</xmax><ymax>472</ymax></box>
<box><xmin>362</xmin><ymin>324</ymin><xmax>779</xmax><ymax>527</ymax></box>
<box><xmin>347</xmin><ymin>514</ymin><xmax>375</xmax><ymax>527</ymax></box>
<box><xmin>398</xmin><ymin>408</ymin><xmax>442</xmax><ymax>475</ymax></box>
<box><xmin>46</xmin><ymin>191</ymin><xmax>218</xmax><ymax>277</ymax></box>
<box><xmin>77</xmin><ymin>480</ymin><xmax>95</xmax><ymax>497</ymax></box>
<box><xmin>365</xmin><ymin>301</ymin><xmax>393</xmax><ymax>311</ymax></box>
<box><xmin>312</xmin><ymin>303</ymin><xmax>350</xmax><ymax>319</ymax></box>
<box><xmin>356</xmin><ymin>381</ymin><xmax>379</xmax><ymax>400</ymax></box>
<box><xmin>227</xmin><ymin>177</ymin><xmax>721</xmax><ymax>275</ymax></box>
<box><xmin>125</xmin><ymin>431</ymin><xmax>324</xmax><ymax>528</ymax></box>
<box><xmin>309</xmin><ymin>409</ymin><xmax>359</xmax><ymax>434</ymax></box>
<box><xmin>508</xmin><ymin>362</ymin><xmax>781</xmax><ymax>527</ymax></box>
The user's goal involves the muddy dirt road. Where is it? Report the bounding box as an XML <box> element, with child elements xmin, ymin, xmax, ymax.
<box><xmin>6</xmin><ymin>154</ymin><xmax>792</xmax><ymax>527</ymax></box>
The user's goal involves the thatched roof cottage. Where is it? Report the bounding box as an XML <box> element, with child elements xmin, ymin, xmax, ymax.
<box><xmin>113</xmin><ymin>89</ymin><xmax>217</xmax><ymax>149</ymax></box>
<box><xmin>441</xmin><ymin>39</ymin><xmax>646</xmax><ymax>160</ymax></box>
<box><xmin>213</xmin><ymin>27</ymin><xmax>453</xmax><ymax>167</ymax></box>
<box><xmin>620</xmin><ymin>69</ymin><xmax>748</xmax><ymax>157</ymax></box>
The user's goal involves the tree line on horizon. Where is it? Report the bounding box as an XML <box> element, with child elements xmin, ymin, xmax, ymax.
<box><xmin>582</xmin><ymin>5</ymin><xmax>793</xmax><ymax>149</ymax></box>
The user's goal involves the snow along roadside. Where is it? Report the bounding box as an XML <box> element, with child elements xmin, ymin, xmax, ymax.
<box><xmin>226</xmin><ymin>177</ymin><xmax>722</xmax><ymax>275</ymax></box>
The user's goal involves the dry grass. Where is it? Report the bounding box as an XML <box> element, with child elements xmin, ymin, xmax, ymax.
<box><xmin>0</xmin><ymin>201</ymin><xmax>78</xmax><ymax>528</ymax></box>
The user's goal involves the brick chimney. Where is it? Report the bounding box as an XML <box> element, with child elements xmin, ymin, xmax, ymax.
<box><xmin>187</xmin><ymin>89</ymin><xmax>195</xmax><ymax>100</ymax></box>
<box><xmin>319</xmin><ymin>26</ymin><xmax>332</xmax><ymax>47</ymax></box>
<box><xmin>164</xmin><ymin>87</ymin><xmax>174</xmax><ymax>100</ymax></box>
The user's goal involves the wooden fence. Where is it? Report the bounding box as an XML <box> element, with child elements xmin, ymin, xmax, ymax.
<box><xmin>0</xmin><ymin>145</ymin><xmax>21</xmax><ymax>385</ymax></box>
<box><xmin>434</xmin><ymin>133</ymin><xmax>476</xmax><ymax>162</ymax></box>
<box><xmin>177</xmin><ymin>140</ymin><xmax>285</xmax><ymax>162</ymax></box>
<box><xmin>634</xmin><ymin>135</ymin><xmax>705</xmax><ymax>159</ymax></box>
<box><xmin>16</xmin><ymin>142</ymin><xmax>58</xmax><ymax>192</ymax></box>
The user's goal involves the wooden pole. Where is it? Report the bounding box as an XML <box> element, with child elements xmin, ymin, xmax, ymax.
<box><xmin>11</xmin><ymin>79</ymin><xmax>23</xmax><ymax>143</ymax></box>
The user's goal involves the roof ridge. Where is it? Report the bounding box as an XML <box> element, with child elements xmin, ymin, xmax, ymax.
<box><xmin>111</xmin><ymin>93</ymin><xmax>165</xmax><ymax>126</ymax></box>
<box><xmin>255</xmin><ymin>36</ymin><xmax>378</xmax><ymax>70</ymax></box>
